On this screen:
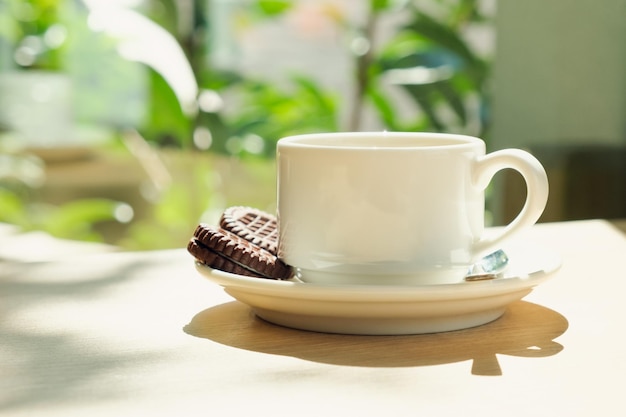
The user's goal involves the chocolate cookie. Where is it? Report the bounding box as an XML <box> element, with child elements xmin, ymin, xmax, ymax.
<box><xmin>219</xmin><ymin>206</ymin><xmax>278</xmax><ymax>254</ymax></box>
<box><xmin>188</xmin><ymin>223</ymin><xmax>292</xmax><ymax>280</ymax></box>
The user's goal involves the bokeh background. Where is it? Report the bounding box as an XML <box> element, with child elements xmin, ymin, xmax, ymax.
<box><xmin>1</xmin><ymin>0</ymin><xmax>624</xmax><ymax>250</ymax></box>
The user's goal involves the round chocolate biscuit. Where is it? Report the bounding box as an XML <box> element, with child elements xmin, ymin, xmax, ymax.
<box><xmin>187</xmin><ymin>238</ymin><xmax>261</xmax><ymax>278</ymax></box>
<box><xmin>188</xmin><ymin>223</ymin><xmax>292</xmax><ymax>280</ymax></box>
<box><xmin>219</xmin><ymin>206</ymin><xmax>278</xmax><ymax>254</ymax></box>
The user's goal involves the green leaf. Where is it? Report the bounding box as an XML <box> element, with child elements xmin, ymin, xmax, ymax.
<box><xmin>402</xmin><ymin>84</ymin><xmax>445</xmax><ymax>131</ymax></box>
<box><xmin>436</xmin><ymin>79</ymin><xmax>467</xmax><ymax>124</ymax></box>
<box><xmin>292</xmin><ymin>75</ymin><xmax>336</xmax><ymax>115</ymax></box>
<box><xmin>371</xmin><ymin>0</ymin><xmax>391</xmax><ymax>11</ymax></box>
<box><xmin>256</xmin><ymin>0</ymin><xmax>292</xmax><ymax>16</ymax></box>
<box><xmin>407</xmin><ymin>11</ymin><xmax>474</xmax><ymax>61</ymax></box>
<box><xmin>377</xmin><ymin>31</ymin><xmax>429</xmax><ymax>67</ymax></box>
<box><xmin>223</xmin><ymin>75</ymin><xmax>338</xmax><ymax>155</ymax></box>
<box><xmin>43</xmin><ymin>198</ymin><xmax>120</xmax><ymax>241</ymax></box>
<box><xmin>141</xmin><ymin>68</ymin><xmax>192</xmax><ymax>147</ymax></box>
<box><xmin>194</xmin><ymin>111</ymin><xmax>233</xmax><ymax>154</ymax></box>
<box><xmin>366</xmin><ymin>83</ymin><xmax>400</xmax><ymax>130</ymax></box>
<box><xmin>405</xmin><ymin>11</ymin><xmax>487</xmax><ymax>84</ymax></box>
<box><xmin>0</xmin><ymin>188</ymin><xmax>28</xmax><ymax>227</ymax></box>
<box><xmin>0</xmin><ymin>12</ymin><xmax>21</xmax><ymax>43</ymax></box>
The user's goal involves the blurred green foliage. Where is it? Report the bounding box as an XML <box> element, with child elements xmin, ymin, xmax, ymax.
<box><xmin>0</xmin><ymin>0</ymin><xmax>493</xmax><ymax>249</ymax></box>
<box><xmin>0</xmin><ymin>0</ymin><xmax>67</xmax><ymax>70</ymax></box>
<box><xmin>0</xmin><ymin>181</ymin><xmax>122</xmax><ymax>242</ymax></box>
<box><xmin>138</xmin><ymin>0</ymin><xmax>491</xmax><ymax>153</ymax></box>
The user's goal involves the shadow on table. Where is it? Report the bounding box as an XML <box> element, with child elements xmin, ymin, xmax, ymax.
<box><xmin>0</xmin><ymin>253</ymin><xmax>178</xmax><ymax>412</ymax></box>
<box><xmin>184</xmin><ymin>300</ymin><xmax>568</xmax><ymax>376</ymax></box>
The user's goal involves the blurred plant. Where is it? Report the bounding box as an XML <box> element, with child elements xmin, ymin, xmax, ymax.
<box><xmin>0</xmin><ymin>153</ymin><xmax>123</xmax><ymax>242</ymax></box>
<box><xmin>0</xmin><ymin>1</ymin><xmax>122</xmax><ymax>243</ymax></box>
<box><xmin>0</xmin><ymin>0</ymin><xmax>68</xmax><ymax>70</ymax></box>
<box><xmin>0</xmin><ymin>193</ymin><xmax>125</xmax><ymax>242</ymax></box>
<box><xmin>130</xmin><ymin>0</ymin><xmax>492</xmax><ymax>250</ymax></box>
<box><xmin>0</xmin><ymin>0</ymin><xmax>494</xmax><ymax>249</ymax></box>
<box><xmin>129</xmin><ymin>0</ymin><xmax>492</xmax><ymax>153</ymax></box>
<box><xmin>370</xmin><ymin>0</ymin><xmax>491</xmax><ymax>137</ymax></box>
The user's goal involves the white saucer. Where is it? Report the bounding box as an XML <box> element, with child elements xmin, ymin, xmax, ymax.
<box><xmin>194</xmin><ymin>242</ymin><xmax>561</xmax><ymax>335</ymax></box>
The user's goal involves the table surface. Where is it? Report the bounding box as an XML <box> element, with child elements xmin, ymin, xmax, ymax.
<box><xmin>1</xmin><ymin>220</ymin><xmax>625</xmax><ymax>416</ymax></box>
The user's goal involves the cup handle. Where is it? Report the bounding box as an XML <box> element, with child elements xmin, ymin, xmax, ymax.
<box><xmin>472</xmin><ymin>149</ymin><xmax>549</xmax><ymax>256</ymax></box>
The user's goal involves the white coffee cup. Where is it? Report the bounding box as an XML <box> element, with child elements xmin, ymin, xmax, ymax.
<box><xmin>276</xmin><ymin>132</ymin><xmax>548</xmax><ymax>286</ymax></box>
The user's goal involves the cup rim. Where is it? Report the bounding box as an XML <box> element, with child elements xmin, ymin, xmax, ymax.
<box><xmin>277</xmin><ymin>131</ymin><xmax>485</xmax><ymax>151</ymax></box>
<box><xmin>277</xmin><ymin>131</ymin><xmax>484</xmax><ymax>150</ymax></box>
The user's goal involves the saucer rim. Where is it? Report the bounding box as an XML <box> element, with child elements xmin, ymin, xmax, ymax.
<box><xmin>194</xmin><ymin>242</ymin><xmax>562</xmax><ymax>302</ymax></box>
<box><xmin>192</xmin><ymin>241</ymin><xmax>561</xmax><ymax>334</ymax></box>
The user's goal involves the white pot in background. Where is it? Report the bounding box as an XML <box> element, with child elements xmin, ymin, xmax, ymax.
<box><xmin>0</xmin><ymin>70</ymin><xmax>73</xmax><ymax>147</ymax></box>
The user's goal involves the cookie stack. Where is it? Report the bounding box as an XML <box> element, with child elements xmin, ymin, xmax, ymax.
<box><xmin>187</xmin><ymin>206</ymin><xmax>293</xmax><ymax>280</ymax></box>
